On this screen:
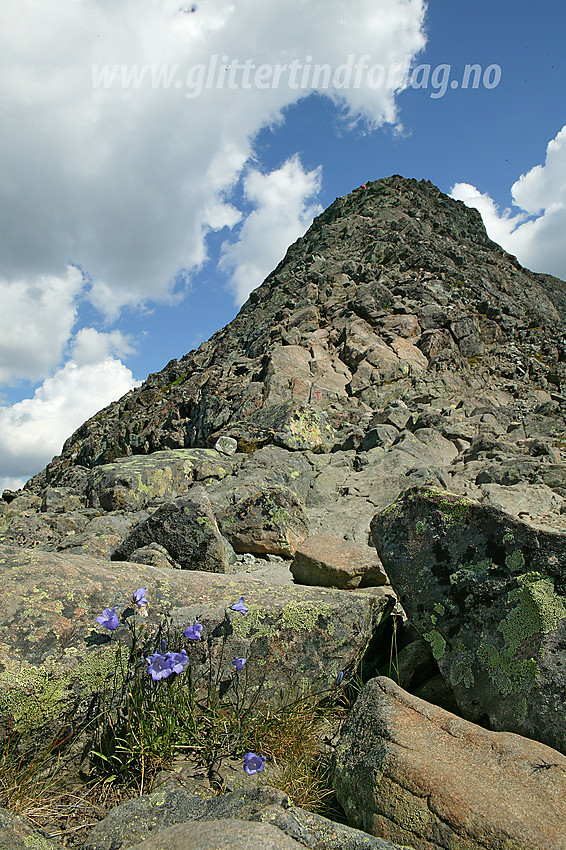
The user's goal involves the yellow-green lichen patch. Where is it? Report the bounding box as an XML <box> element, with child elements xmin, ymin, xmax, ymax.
<box><xmin>380</xmin><ymin>500</ymin><xmax>402</xmax><ymax>519</ymax></box>
<box><xmin>22</xmin><ymin>833</ymin><xmax>57</xmax><ymax>849</ymax></box>
<box><xmin>423</xmin><ymin>629</ymin><xmax>446</xmax><ymax>660</ymax></box>
<box><xmin>476</xmin><ymin>641</ymin><xmax>538</xmax><ymax>698</ymax></box>
<box><xmin>505</xmin><ymin>549</ymin><xmax>525</xmax><ymax>572</ymax></box>
<box><xmin>230</xmin><ymin>599</ymin><xmax>335</xmax><ymax>641</ymax></box>
<box><xmin>280</xmin><ymin>600</ymin><xmax>334</xmax><ymax>634</ymax></box>
<box><xmin>0</xmin><ymin>642</ymin><xmax>123</xmax><ymax>732</ymax></box>
<box><xmin>502</xmin><ymin>532</ymin><xmax>514</xmax><ymax>545</ymax></box>
<box><xmin>473</xmin><ymin>572</ymin><xmax>566</xmax><ymax>699</ymax></box>
<box><xmin>437</xmin><ymin>497</ymin><xmax>474</xmax><ymax>527</ymax></box>
<box><xmin>500</xmin><ymin>572</ymin><xmax>566</xmax><ymax>647</ymax></box>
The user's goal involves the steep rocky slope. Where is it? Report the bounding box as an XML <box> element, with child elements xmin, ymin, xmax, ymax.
<box><xmin>24</xmin><ymin>174</ymin><xmax>566</xmax><ymax>492</ymax></box>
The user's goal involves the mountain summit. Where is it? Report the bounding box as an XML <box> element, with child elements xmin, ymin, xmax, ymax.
<box><xmin>30</xmin><ymin>174</ymin><xmax>566</xmax><ymax>490</ymax></box>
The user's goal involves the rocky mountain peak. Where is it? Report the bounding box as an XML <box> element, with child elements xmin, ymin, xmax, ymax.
<box><xmin>26</xmin><ymin>175</ymin><xmax>566</xmax><ymax>490</ymax></box>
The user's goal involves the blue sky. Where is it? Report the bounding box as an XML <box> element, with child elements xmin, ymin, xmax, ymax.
<box><xmin>1</xmin><ymin>0</ymin><xmax>566</xmax><ymax>490</ymax></box>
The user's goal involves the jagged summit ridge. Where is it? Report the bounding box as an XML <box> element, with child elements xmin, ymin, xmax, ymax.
<box><xmin>29</xmin><ymin>174</ymin><xmax>566</xmax><ymax>489</ymax></box>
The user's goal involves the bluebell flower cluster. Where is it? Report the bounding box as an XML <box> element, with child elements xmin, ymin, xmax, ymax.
<box><xmin>94</xmin><ymin>591</ymin><xmax>264</xmax><ymax>774</ymax></box>
<box><xmin>146</xmin><ymin>648</ymin><xmax>189</xmax><ymax>681</ymax></box>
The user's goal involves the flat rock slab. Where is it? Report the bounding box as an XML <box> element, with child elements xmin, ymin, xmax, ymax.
<box><xmin>0</xmin><ymin>545</ymin><xmax>393</xmax><ymax>732</ymax></box>
<box><xmin>126</xmin><ymin>819</ymin><xmax>305</xmax><ymax>850</ymax></box>
<box><xmin>332</xmin><ymin>676</ymin><xmax>566</xmax><ymax>850</ymax></box>
<box><xmin>370</xmin><ymin>486</ymin><xmax>566</xmax><ymax>754</ymax></box>
<box><xmin>291</xmin><ymin>534</ymin><xmax>389</xmax><ymax>589</ymax></box>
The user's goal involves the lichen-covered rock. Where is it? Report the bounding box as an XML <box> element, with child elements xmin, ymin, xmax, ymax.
<box><xmin>370</xmin><ymin>487</ymin><xmax>566</xmax><ymax>754</ymax></box>
<box><xmin>218</xmin><ymin>485</ymin><xmax>310</xmax><ymax>557</ymax></box>
<box><xmin>291</xmin><ymin>534</ymin><xmax>388</xmax><ymax>589</ymax></box>
<box><xmin>250</xmin><ymin>401</ymin><xmax>335</xmax><ymax>452</ymax></box>
<box><xmin>0</xmin><ymin>544</ymin><xmax>393</xmax><ymax>734</ymax></box>
<box><xmin>332</xmin><ymin>676</ymin><xmax>566</xmax><ymax>850</ymax></box>
<box><xmin>112</xmin><ymin>488</ymin><xmax>235</xmax><ymax>572</ymax></box>
<box><xmin>0</xmin><ymin>807</ymin><xmax>59</xmax><ymax>850</ymax></box>
<box><xmin>57</xmin><ymin>512</ymin><xmax>136</xmax><ymax>557</ymax></box>
<box><xmin>87</xmin><ymin>449</ymin><xmax>234</xmax><ymax>511</ymax></box>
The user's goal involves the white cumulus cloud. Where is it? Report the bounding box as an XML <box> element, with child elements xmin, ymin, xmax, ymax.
<box><xmin>0</xmin><ymin>358</ymin><xmax>140</xmax><ymax>491</ymax></box>
<box><xmin>220</xmin><ymin>156</ymin><xmax>323</xmax><ymax>305</ymax></box>
<box><xmin>451</xmin><ymin>124</ymin><xmax>566</xmax><ymax>282</ymax></box>
<box><xmin>0</xmin><ymin>266</ymin><xmax>84</xmax><ymax>384</ymax></box>
<box><xmin>70</xmin><ymin>328</ymin><xmax>135</xmax><ymax>366</ymax></box>
<box><xmin>0</xmin><ymin>0</ymin><xmax>427</xmax><ymax>321</ymax></box>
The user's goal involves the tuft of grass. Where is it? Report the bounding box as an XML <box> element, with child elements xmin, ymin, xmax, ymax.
<box><xmin>243</xmin><ymin>688</ymin><xmax>348</xmax><ymax>811</ymax></box>
<box><xmin>0</xmin><ymin>719</ymin><xmax>70</xmax><ymax>815</ymax></box>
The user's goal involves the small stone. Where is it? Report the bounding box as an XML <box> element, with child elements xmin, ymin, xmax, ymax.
<box><xmin>214</xmin><ymin>436</ymin><xmax>238</xmax><ymax>456</ymax></box>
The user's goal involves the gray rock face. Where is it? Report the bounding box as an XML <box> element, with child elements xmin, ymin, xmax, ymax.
<box><xmin>127</xmin><ymin>819</ymin><xmax>305</xmax><ymax>850</ymax></box>
<box><xmin>332</xmin><ymin>677</ymin><xmax>566</xmax><ymax>850</ymax></box>
<box><xmin>371</xmin><ymin>487</ymin><xmax>566</xmax><ymax>754</ymax></box>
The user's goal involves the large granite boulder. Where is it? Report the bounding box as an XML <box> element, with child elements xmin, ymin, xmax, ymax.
<box><xmin>370</xmin><ymin>487</ymin><xmax>566</xmax><ymax>754</ymax></box>
<box><xmin>332</xmin><ymin>676</ymin><xmax>566</xmax><ymax>850</ymax></box>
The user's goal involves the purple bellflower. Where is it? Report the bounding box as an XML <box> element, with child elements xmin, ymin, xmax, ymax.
<box><xmin>230</xmin><ymin>596</ymin><xmax>249</xmax><ymax>614</ymax></box>
<box><xmin>184</xmin><ymin>620</ymin><xmax>203</xmax><ymax>640</ymax></box>
<box><xmin>232</xmin><ymin>657</ymin><xmax>246</xmax><ymax>672</ymax></box>
<box><xmin>95</xmin><ymin>607</ymin><xmax>119</xmax><ymax>630</ymax></box>
<box><xmin>244</xmin><ymin>752</ymin><xmax>266</xmax><ymax>775</ymax></box>
<box><xmin>132</xmin><ymin>587</ymin><xmax>148</xmax><ymax>608</ymax></box>
<box><xmin>146</xmin><ymin>651</ymin><xmax>174</xmax><ymax>681</ymax></box>
<box><xmin>167</xmin><ymin>649</ymin><xmax>189</xmax><ymax>674</ymax></box>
